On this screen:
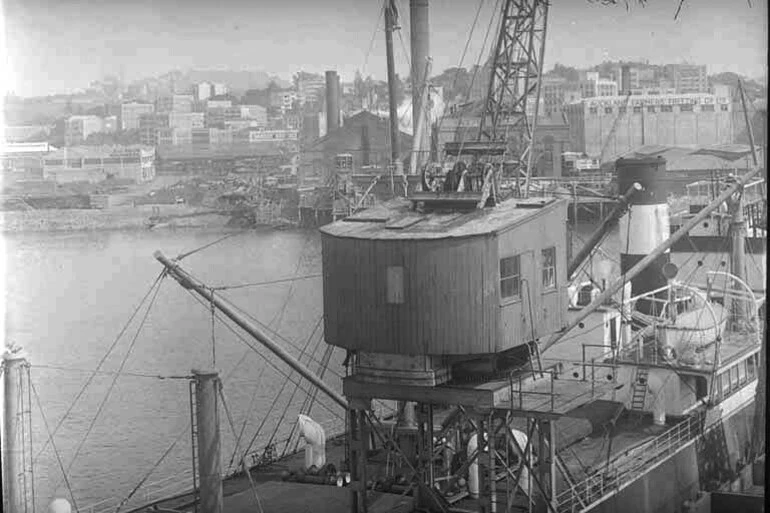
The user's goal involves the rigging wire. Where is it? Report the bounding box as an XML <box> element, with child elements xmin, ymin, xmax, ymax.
<box><xmin>434</xmin><ymin>0</ymin><xmax>486</xmax><ymax>136</ymax></box>
<box><xmin>30</xmin><ymin>365</ymin><xmax>192</xmax><ymax>380</ymax></box>
<box><xmin>224</xmin><ymin>314</ymin><xmax>321</xmax><ymax>473</ymax></box>
<box><xmin>360</xmin><ymin>1</ymin><xmax>386</xmax><ymax>79</ymax></box>
<box><xmin>113</xmin><ymin>425</ymin><xmax>189</xmax><ymax>513</ymax></box>
<box><xmin>31</xmin><ymin>380</ymin><xmax>79</xmax><ymax>513</ymax></box>
<box><xmin>184</xmin><ymin>289</ymin><xmax>345</xmax><ymax>422</ymax></box>
<box><xmin>219</xmin><ymin>385</ymin><xmax>265</xmax><ymax>513</ymax></box>
<box><xmin>175</xmin><ymin>232</ymin><xmax>242</xmax><ymax>262</ymax></box>
<box><xmin>236</xmin><ymin>314</ymin><xmax>324</xmax><ymax>466</ymax></box>
<box><xmin>52</xmin><ymin>274</ymin><xmax>166</xmax><ymax>496</ymax></box>
<box><xmin>447</xmin><ymin>0</ymin><xmax>502</xmax><ymax>159</ymax></box>
<box><xmin>262</xmin><ymin>317</ymin><xmax>325</xmax><ymax>455</ymax></box>
<box><xmin>33</xmin><ymin>270</ymin><xmax>166</xmax><ymax>464</ymax></box>
<box><xmin>212</xmin><ymin>273</ymin><xmax>322</xmax><ymax>291</ymax></box>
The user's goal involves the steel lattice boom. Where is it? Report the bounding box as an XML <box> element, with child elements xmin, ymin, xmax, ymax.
<box><xmin>478</xmin><ymin>0</ymin><xmax>548</xmax><ymax>197</ymax></box>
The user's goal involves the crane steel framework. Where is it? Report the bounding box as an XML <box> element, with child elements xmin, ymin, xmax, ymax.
<box><xmin>478</xmin><ymin>0</ymin><xmax>549</xmax><ymax>198</ymax></box>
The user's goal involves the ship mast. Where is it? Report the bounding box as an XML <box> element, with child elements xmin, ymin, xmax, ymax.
<box><xmin>384</xmin><ymin>0</ymin><xmax>401</xmax><ymax>171</ymax></box>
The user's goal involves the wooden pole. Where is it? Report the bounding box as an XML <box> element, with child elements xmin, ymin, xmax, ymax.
<box><xmin>2</xmin><ymin>351</ymin><xmax>25</xmax><ymax>513</ymax></box>
<box><xmin>541</xmin><ymin>166</ymin><xmax>763</xmax><ymax>353</ymax></box>
<box><xmin>193</xmin><ymin>369</ymin><xmax>223</xmax><ymax>513</ymax></box>
<box><xmin>385</xmin><ymin>0</ymin><xmax>401</xmax><ymax>167</ymax></box>
<box><xmin>154</xmin><ymin>251</ymin><xmax>348</xmax><ymax>409</ymax></box>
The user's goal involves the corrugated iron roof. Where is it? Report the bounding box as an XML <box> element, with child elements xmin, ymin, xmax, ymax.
<box><xmin>321</xmin><ymin>196</ymin><xmax>565</xmax><ymax>240</ymax></box>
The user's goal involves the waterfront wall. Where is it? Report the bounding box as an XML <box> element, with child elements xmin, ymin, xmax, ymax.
<box><xmin>0</xmin><ymin>205</ymin><xmax>229</xmax><ymax>233</ymax></box>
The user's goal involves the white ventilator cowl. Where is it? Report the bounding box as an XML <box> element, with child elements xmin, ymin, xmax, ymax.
<box><xmin>48</xmin><ymin>499</ymin><xmax>72</xmax><ymax>513</ymax></box>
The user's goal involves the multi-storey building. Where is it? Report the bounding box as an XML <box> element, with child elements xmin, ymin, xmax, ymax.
<box><xmin>64</xmin><ymin>115</ymin><xmax>105</xmax><ymax>145</ymax></box>
<box><xmin>206</xmin><ymin>99</ymin><xmax>233</xmax><ymax>110</ymax></box>
<box><xmin>156</xmin><ymin>94</ymin><xmax>194</xmax><ymax>114</ymax></box>
<box><xmin>42</xmin><ymin>145</ymin><xmax>156</xmax><ymax>183</ymax></box>
<box><xmin>138</xmin><ymin>113</ymin><xmax>170</xmax><ymax>146</ymax></box>
<box><xmin>120</xmin><ymin>102</ymin><xmax>155</xmax><ymax>131</ymax></box>
<box><xmin>212</xmin><ymin>83</ymin><xmax>229</xmax><ymax>96</ymax></box>
<box><xmin>541</xmin><ymin>77</ymin><xmax>568</xmax><ymax>117</ymax></box>
<box><xmin>664</xmin><ymin>64</ymin><xmax>709</xmax><ymax>94</ymax></box>
<box><xmin>194</xmin><ymin>82</ymin><xmax>213</xmax><ymax>101</ymax></box>
<box><xmin>564</xmin><ymin>91</ymin><xmax>735</xmax><ymax>161</ymax></box>
<box><xmin>239</xmin><ymin>105</ymin><xmax>268</xmax><ymax>124</ymax></box>
<box><xmin>579</xmin><ymin>72</ymin><xmax>619</xmax><ymax>98</ymax></box>
<box><xmin>168</xmin><ymin>112</ymin><xmax>205</xmax><ymax>131</ymax></box>
<box><xmin>296</xmin><ymin>74</ymin><xmax>326</xmax><ymax>106</ymax></box>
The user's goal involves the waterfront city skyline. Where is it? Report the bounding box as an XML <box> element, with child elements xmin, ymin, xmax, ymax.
<box><xmin>1</xmin><ymin>0</ymin><xmax>767</xmax><ymax>97</ymax></box>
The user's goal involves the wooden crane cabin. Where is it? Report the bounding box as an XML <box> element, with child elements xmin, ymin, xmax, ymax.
<box><xmin>321</xmin><ymin>193</ymin><xmax>570</xmax><ymax>385</ymax></box>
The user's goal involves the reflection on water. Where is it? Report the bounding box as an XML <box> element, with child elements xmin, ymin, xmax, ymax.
<box><xmin>3</xmin><ymin>222</ymin><xmax>616</xmax><ymax>509</ymax></box>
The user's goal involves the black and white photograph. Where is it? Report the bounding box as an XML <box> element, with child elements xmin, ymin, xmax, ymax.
<box><xmin>0</xmin><ymin>1</ymin><xmax>766</xmax><ymax>512</ymax></box>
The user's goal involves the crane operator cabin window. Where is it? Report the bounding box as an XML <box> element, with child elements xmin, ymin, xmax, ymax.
<box><xmin>500</xmin><ymin>255</ymin><xmax>521</xmax><ymax>300</ymax></box>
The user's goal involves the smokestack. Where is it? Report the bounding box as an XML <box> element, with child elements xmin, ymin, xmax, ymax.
<box><xmin>410</xmin><ymin>0</ymin><xmax>430</xmax><ymax>145</ymax></box>
<box><xmin>325</xmin><ymin>70</ymin><xmax>340</xmax><ymax>134</ymax></box>
<box><xmin>616</xmin><ymin>156</ymin><xmax>670</xmax><ymax>316</ymax></box>
<box><xmin>621</xmin><ymin>65</ymin><xmax>631</xmax><ymax>95</ymax></box>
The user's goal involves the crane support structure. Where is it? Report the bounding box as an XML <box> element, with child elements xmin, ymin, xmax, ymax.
<box><xmin>478</xmin><ymin>0</ymin><xmax>548</xmax><ymax>198</ymax></box>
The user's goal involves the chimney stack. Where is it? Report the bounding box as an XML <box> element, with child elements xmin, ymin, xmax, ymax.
<box><xmin>325</xmin><ymin>71</ymin><xmax>340</xmax><ymax>134</ymax></box>
<box><xmin>621</xmin><ymin>65</ymin><xmax>631</xmax><ymax>95</ymax></box>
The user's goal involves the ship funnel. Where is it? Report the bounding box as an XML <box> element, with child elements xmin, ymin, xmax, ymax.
<box><xmin>616</xmin><ymin>157</ymin><xmax>670</xmax><ymax>316</ymax></box>
<box><xmin>298</xmin><ymin>414</ymin><xmax>326</xmax><ymax>469</ymax></box>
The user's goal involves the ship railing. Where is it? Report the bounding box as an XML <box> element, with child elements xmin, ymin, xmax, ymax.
<box><xmin>81</xmin><ymin>469</ymin><xmax>195</xmax><ymax>513</ymax></box>
<box><xmin>81</xmin><ymin>420</ymin><xmax>348</xmax><ymax>513</ymax></box>
<box><xmin>555</xmin><ymin>414</ymin><xmax>703</xmax><ymax>512</ymax></box>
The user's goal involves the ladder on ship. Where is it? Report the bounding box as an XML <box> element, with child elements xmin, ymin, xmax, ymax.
<box><xmin>189</xmin><ymin>379</ymin><xmax>200</xmax><ymax>513</ymax></box>
<box><xmin>629</xmin><ymin>367</ymin><xmax>649</xmax><ymax>419</ymax></box>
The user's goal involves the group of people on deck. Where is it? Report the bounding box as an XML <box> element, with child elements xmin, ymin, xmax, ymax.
<box><xmin>421</xmin><ymin>160</ymin><xmax>494</xmax><ymax>193</ymax></box>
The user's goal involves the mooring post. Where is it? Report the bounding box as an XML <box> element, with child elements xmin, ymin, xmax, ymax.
<box><xmin>2</xmin><ymin>349</ymin><xmax>26</xmax><ymax>513</ymax></box>
<box><xmin>192</xmin><ymin>369</ymin><xmax>223</xmax><ymax>513</ymax></box>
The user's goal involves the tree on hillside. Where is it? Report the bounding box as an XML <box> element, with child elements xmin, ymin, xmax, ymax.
<box><xmin>547</xmin><ymin>63</ymin><xmax>580</xmax><ymax>83</ymax></box>
<box><xmin>84</xmin><ymin>129</ymin><xmax>142</xmax><ymax>146</ymax></box>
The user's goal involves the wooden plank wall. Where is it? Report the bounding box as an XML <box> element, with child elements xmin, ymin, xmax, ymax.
<box><xmin>497</xmin><ymin>202</ymin><xmax>569</xmax><ymax>350</ymax></box>
<box><xmin>322</xmin><ymin>234</ymin><xmax>499</xmax><ymax>355</ymax></box>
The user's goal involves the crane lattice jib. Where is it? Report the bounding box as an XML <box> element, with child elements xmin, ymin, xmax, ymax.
<box><xmin>477</xmin><ymin>0</ymin><xmax>548</xmax><ymax>198</ymax></box>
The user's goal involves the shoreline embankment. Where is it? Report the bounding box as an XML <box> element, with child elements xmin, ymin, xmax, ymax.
<box><xmin>0</xmin><ymin>205</ymin><xmax>232</xmax><ymax>234</ymax></box>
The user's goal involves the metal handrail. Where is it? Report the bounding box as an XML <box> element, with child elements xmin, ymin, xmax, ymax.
<box><xmin>556</xmin><ymin>415</ymin><xmax>703</xmax><ymax>512</ymax></box>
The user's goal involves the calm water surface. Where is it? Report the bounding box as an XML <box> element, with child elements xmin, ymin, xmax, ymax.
<box><xmin>4</xmin><ymin>222</ymin><xmax>617</xmax><ymax>510</ymax></box>
<box><xmin>5</xmin><ymin>227</ymin><xmax>347</xmax><ymax>511</ymax></box>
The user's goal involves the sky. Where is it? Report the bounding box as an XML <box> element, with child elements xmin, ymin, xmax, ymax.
<box><xmin>1</xmin><ymin>0</ymin><xmax>767</xmax><ymax>97</ymax></box>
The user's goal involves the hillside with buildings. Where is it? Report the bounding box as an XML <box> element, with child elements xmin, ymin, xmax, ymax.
<box><xmin>2</xmin><ymin>59</ymin><xmax>766</xmax><ymax>231</ymax></box>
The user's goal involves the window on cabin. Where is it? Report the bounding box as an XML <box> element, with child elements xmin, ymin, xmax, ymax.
<box><xmin>738</xmin><ymin>362</ymin><xmax>747</xmax><ymax>385</ymax></box>
<box><xmin>747</xmin><ymin>355</ymin><xmax>756</xmax><ymax>379</ymax></box>
<box><xmin>647</xmin><ymin>106</ymin><xmax>656</xmax><ymax>113</ymax></box>
<box><xmin>680</xmin><ymin>104</ymin><xmax>694</xmax><ymax>112</ymax></box>
<box><xmin>541</xmin><ymin>247</ymin><xmax>556</xmax><ymax>290</ymax></box>
<box><xmin>604</xmin><ymin>107</ymin><xmax>613</xmax><ymax>114</ymax></box>
<box><xmin>715</xmin><ymin>375</ymin><xmax>723</xmax><ymax>403</ymax></box>
<box><xmin>701</xmin><ymin>104</ymin><xmax>715</xmax><ymax>112</ymax></box>
<box><xmin>720</xmin><ymin>104</ymin><xmax>729</xmax><ymax>111</ymax></box>
<box><xmin>661</xmin><ymin>105</ymin><xmax>673</xmax><ymax>113</ymax></box>
<box><xmin>386</xmin><ymin>266</ymin><xmax>404</xmax><ymax>304</ymax></box>
<box><xmin>731</xmin><ymin>366</ymin><xmax>740</xmax><ymax>389</ymax></box>
<box><xmin>619</xmin><ymin>106</ymin><xmax>627</xmax><ymax>114</ymax></box>
<box><xmin>721</xmin><ymin>371</ymin><xmax>731</xmax><ymax>397</ymax></box>
<box><xmin>500</xmin><ymin>255</ymin><xmax>521</xmax><ymax>300</ymax></box>
<box><xmin>633</xmin><ymin>106</ymin><xmax>642</xmax><ymax>114</ymax></box>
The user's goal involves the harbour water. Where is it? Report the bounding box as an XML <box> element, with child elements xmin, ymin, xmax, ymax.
<box><xmin>3</xmin><ymin>222</ymin><xmax>618</xmax><ymax>510</ymax></box>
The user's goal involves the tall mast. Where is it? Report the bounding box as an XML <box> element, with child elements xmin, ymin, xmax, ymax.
<box><xmin>385</xmin><ymin>0</ymin><xmax>401</xmax><ymax>168</ymax></box>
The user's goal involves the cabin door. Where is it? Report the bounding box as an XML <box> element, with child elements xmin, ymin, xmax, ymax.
<box><xmin>520</xmin><ymin>250</ymin><xmax>540</xmax><ymax>343</ymax></box>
